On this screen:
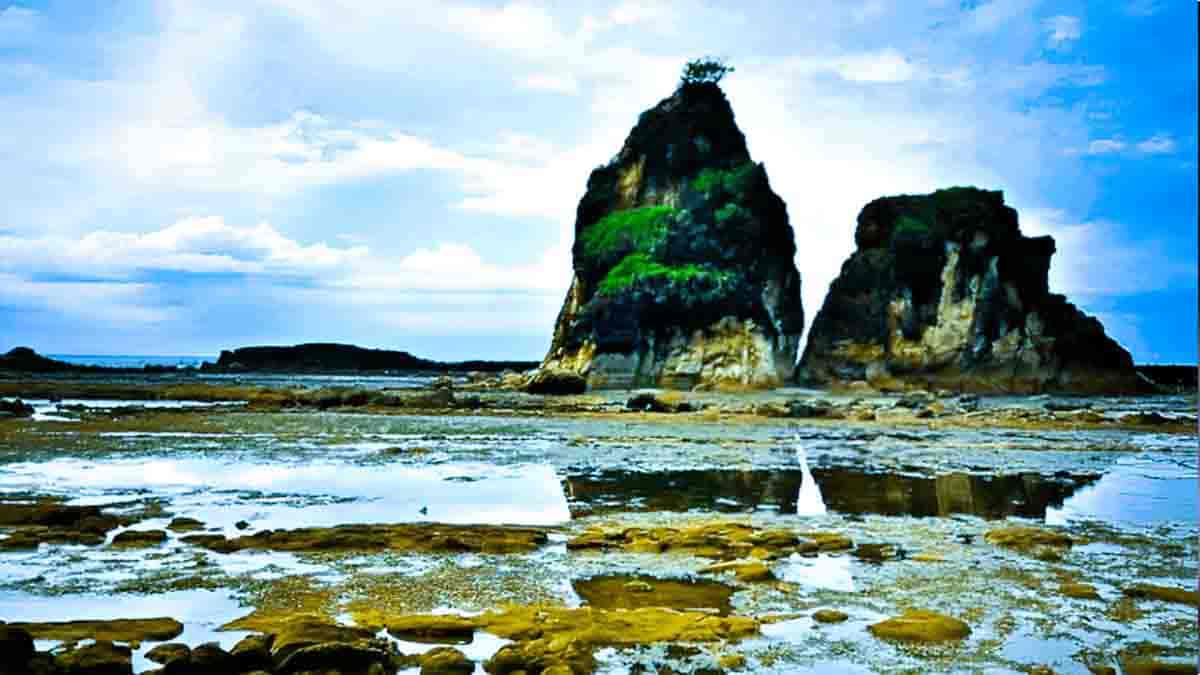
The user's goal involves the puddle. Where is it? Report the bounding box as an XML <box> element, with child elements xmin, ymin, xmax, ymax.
<box><xmin>572</xmin><ymin>574</ymin><xmax>734</xmax><ymax>615</ymax></box>
<box><xmin>1046</xmin><ymin>455</ymin><xmax>1198</xmax><ymax>525</ymax></box>
<box><xmin>0</xmin><ymin>458</ymin><xmax>571</xmax><ymax>532</ymax></box>
<box><xmin>566</xmin><ymin>468</ymin><xmax>1098</xmax><ymax>520</ymax></box>
<box><xmin>0</xmin><ymin>589</ymin><xmax>248</xmax><ymax>673</ymax></box>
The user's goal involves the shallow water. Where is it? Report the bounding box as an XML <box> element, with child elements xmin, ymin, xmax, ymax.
<box><xmin>0</xmin><ymin>395</ymin><xmax>1195</xmax><ymax>673</ymax></box>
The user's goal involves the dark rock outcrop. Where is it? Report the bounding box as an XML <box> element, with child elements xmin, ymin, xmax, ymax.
<box><xmin>540</xmin><ymin>80</ymin><xmax>804</xmax><ymax>389</ymax></box>
<box><xmin>0</xmin><ymin>397</ymin><xmax>34</xmax><ymax>418</ymax></box>
<box><xmin>800</xmin><ymin>187</ymin><xmax>1138</xmax><ymax>393</ymax></box>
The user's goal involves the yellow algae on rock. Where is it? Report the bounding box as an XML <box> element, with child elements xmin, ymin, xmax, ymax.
<box><xmin>1059</xmin><ymin>582</ymin><xmax>1101</xmax><ymax>600</ymax></box>
<box><xmin>573</xmin><ymin>575</ymin><xmax>734</xmax><ymax>613</ymax></box>
<box><xmin>420</xmin><ymin>646</ymin><xmax>474</xmax><ymax>674</ymax></box>
<box><xmin>480</xmin><ymin>605</ymin><xmax>759</xmax><ymax>645</ymax></box>
<box><xmin>867</xmin><ymin>609</ymin><xmax>971</xmax><ymax>642</ymax></box>
<box><xmin>183</xmin><ymin>522</ymin><xmax>549</xmax><ymax>555</ymax></box>
<box><xmin>698</xmin><ymin>560</ymin><xmax>776</xmax><ymax>583</ymax></box>
<box><xmin>812</xmin><ymin>609</ymin><xmax>849</xmax><ymax>624</ymax></box>
<box><xmin>386</xmin><ymin>615</ymin><xmax>481</xmax><ymax>642</ymax></box>
<box><xmin>9</xmin><ymin>617</ymin><xmax>183</xmax><ymax>642</ymax></box>
<box><xmin>984</xmin><ymin>526</ymin><xmax>1073</xmax><ymax>551</ymax></box>
<box><xmin>1122</xmin><ymin>583</ymin><xmax>1200</xmax><ymax>608</ymax></box>
<box><xmin>566</xmin><ymin>521</ymin><xmax>847</xmax><ymax>561</ymax></box>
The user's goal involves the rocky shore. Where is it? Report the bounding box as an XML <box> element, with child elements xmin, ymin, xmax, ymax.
<box><xmin>0</xmin><ymin>376</ymin><xmax>1195</xmax><ymax>434</ymax></box>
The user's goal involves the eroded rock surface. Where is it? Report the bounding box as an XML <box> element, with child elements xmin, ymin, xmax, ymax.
<box><xmin>801</xmin><ymin>188</ymin><xmax>1137</xmax><ymax>393</ymax></box>
<box><xmin>182</xmin><ymin>523</ymin><xmax>548</xmax><ymax>555</ymax></box>
<box><xmin>540</xmin><ymin>80</ymin><xmax>804</xmax><ymax>390</ymax></box>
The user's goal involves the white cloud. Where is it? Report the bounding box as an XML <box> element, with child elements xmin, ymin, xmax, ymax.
<box><xmin>446</xmin><ymin>2</ymin><xmax>564</xmax><ymax>56</ymax></box>
<box><xmin>0</xmin><ymin>215</ymin><xmax>567</xmax><ymax>294</ymax></box>
<box><xmin>1080</xmin><ymin>134</ymin><xmax>1177</xmax><ymax>157</ymax></box>
<box><xmin>519</xmin><ymin>73</ymin><xmax>580</xmax><ymax>95</ymax></box>
<box><xmin>0</xmin><ymin>217</ymin><xmax>367</xmax><ymax>279</ymax></box>
<box><xmin>1086</xmin><ymin>138</ymin><xmax>1126</xmax><ymax>154</ymax></box>
<box><xmin>832</xmin><ymin>48</ymin><xmax>920</xmax><ymax>83</ymax></box>
<box><xmin>965</xmin><ymin>0</ymin><xmax>1039</xmax><ymax>33</ymax></box>
<box><xmin>1043</xmin><ymin>15</ymin><xmax>1081</xmax><ymax>49</ymax></box>
<box><xmin>1135</xmin><ymin>133</ymin><xmax>1176</xmax><ymax>155</ymax></box>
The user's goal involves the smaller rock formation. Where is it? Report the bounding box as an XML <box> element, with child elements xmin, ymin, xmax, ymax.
<box><xmin>801</xmin><ymin>187</ymin><xmax>1139</xmax><ymax>393</ymax></box>
<box><xmin>868</xmin><ymin>609</ymin><xmax>971</xmax><ymax>642</ymax></box>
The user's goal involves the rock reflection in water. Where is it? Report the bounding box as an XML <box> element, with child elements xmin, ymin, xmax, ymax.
<box><xmin>795</xmin><ymin>443</ymin><xmax>827</xmax><ymax>517</ymax></box>
<box><xmin>566</xmin><ymin>468</ymin><xmax>1096</xmax><ymax>519</ymax></box>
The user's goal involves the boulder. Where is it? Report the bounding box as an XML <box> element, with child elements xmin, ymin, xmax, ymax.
<box><xmin>812</xmin><ymin>609</ymin><xmax>849</xmax><ymax>624</ymax></box>
<box><xmin>419</xmin><ymin>646</ymin><xmax>473</xmax><ymax>674</ymax></box>
<box><xmin>525</xmin><ymin>369</ymin><xmax>587</xmax><ymax>395</ymax></box>
<box><xmin>275</xmin><ymin>642</ymin><xmax>393</xmax><ymax>675</ymax></box>
<box><xmin>111</xmin><ymin>529</ymin><xmax>168</xmax><ymax>547</ymax></box>
<box><xmin>0</xmin><ymin>625</ymin><xmax>35</xmax><ymax>669</ymax></box>
<box><xmin>144</xmin><ymin>643</ymin><xmax>190</xmax><ymax>667</ymax></box>
<box><xmin>166</xmin><ymin>517</ymin><xmax>206</xmax><ymax>533</ymax></box>
<box><xmin>539</xmin><ymin>74</ymin><xmax>804</xmax><ymax>390</ymax></box>
<box><xmin>801</xmin><ymin>187</ymin><xmax>1138</xmax><ymax>394</ymax></box>
<box><xmin>54</xmin><ymin>640</ymin><xmax>133</xmax><ymax>675</ymax></box>
<box><xmin>867</xmin><ymin>609</ymin><xmax>971</xmax><ymax>642</ymax></box>
<box><xmin>229</xmin><ymin>633</ymin><xmax>275</xmax><ymax>672</ymax></box>
<box><xmin>188</xmin><ymin>643</ymin><xmax>237</xmax><ymax>672</ymax></box>
<box><xmin>625</xmin><ymin>391</ymin><xmax>694</xmax><ymax>413</ymax></box>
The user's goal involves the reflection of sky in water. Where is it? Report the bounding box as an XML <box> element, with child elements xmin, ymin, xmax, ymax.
<box><xmin>0</xmin><ymin>589</ymin><xmax>248</xmax><ymax>673</ymax></box>
<box><xmin>0</xmin><ymin>457</ymin><xmax>571</xmax><ymax>530</ymax></box>
<box><xmin>1046</xmin><ymin>454</ymin><xmax>1197</xmax><ymax>525</ymax></box>
<box><xmin>778</xmin><ymin>553</ymin><xmax>855</xmax><ymax>592</ymax></box>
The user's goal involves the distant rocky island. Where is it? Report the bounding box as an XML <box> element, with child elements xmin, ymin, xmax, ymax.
<box><xmin>201</xmin><ymin>344</ymin><xmax>538</xmax><ymax>374</ymax></box>
<box><xmin>0</xmin><ymin>345</ymin><xmax>538</xmax><ymax>376</ymax></box>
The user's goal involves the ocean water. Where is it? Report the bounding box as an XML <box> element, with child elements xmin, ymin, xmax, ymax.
<box><xmin>47</xmin><ymin>354</ymin><xmax>212</xmax><ymax>369</ymax></box>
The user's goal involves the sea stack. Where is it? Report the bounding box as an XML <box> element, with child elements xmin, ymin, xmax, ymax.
<box><xmin>538</xmin><ymin>78</ymin><xmax>804</xmax><ymax>390</ymax></box>
<box><xmin>800</xmin><ymin>187</ymin><xmax>1138</xmax><ymax>393</ymax></box>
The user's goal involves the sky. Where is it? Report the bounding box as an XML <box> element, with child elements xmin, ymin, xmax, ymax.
<box><xmin>0</xmin><ymin>0</ymin><xmax>1195</xmax><ymax>363</ymax></box>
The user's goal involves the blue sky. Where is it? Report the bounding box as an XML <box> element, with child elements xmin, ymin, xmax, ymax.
<box><xmin>0</xmin><ymin>0</ymin><xmax>1195</xmax><ymax>362</ymax></box>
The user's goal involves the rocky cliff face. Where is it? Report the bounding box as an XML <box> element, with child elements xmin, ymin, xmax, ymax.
<box><xmin>540</xmin><ymin>82</ymin><xmax>804</xmax><ymax>389</ymax></box>
<box><xmin>800</xmin><ymin>187</ymin><xmax>1137</xmax><ymax>393</ymax></box>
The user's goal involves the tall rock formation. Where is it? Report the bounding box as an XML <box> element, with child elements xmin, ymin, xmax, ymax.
<box><xmin>800</xmin><ymin>187</ymin><xmax>1138</xmax><ymax>393</ymax></box>
<box><xmin>539</xmin><ymin>81</ymin><xmax>804</xmax><ymax>389</ymax></box>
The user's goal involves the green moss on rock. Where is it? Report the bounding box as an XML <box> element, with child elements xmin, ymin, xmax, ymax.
<box><xmin>581</xmin><ymin>205</ymin><xmax>676</xmax><ymax>268</ymax></box>
<box><xmin>597</xmin><ymin>254</ymin><xmax>726</xmax><ymax>295</ymax></box>
<box><xmin>691</xmin><ymin>161</ymin><xmax>758</xmax><ymax>199</ymax></box>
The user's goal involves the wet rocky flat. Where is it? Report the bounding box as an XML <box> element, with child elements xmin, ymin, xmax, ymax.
<box><xmin>0</xmin><ymin>379</ymin><xmax>1196</xmax><ymax>674</ymax></box>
